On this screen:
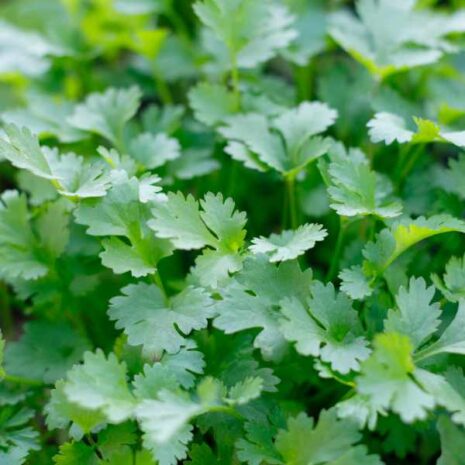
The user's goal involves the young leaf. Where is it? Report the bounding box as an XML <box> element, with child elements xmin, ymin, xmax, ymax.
<box><xmin>250</xmin><ymin>223</ymin><xmax>327</xmax><ymax>262</ymax></box>
<box><xmin>356</xmin><ymin>333</ymin><xmax>435</xmax><ymax>423</ymax></box>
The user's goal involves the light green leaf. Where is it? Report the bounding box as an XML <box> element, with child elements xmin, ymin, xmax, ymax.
<box><xmin>68</xmin><ymin>87</ymin><xmax>141</xmax><ymax>147</ymax></box>
<box><xmin>368</xmin><ymin>112</ymin><xmax>465</xmax><ymax>148</ymax></box>
<box><xmin>188</xmin><ymin>82</ymin><xmax>237</xmax><ymax>126</ymax></box>
<box><xmin>214</xmin><ymin>255</ymin><xmax>312</xmax><ymax>360</ymax></box>
<box><xmin>357</xmin><ymin>333</ymin><xmax>435</xmax><ymax>423</ymax></box>
<box><xmin>63</xmin><ymin>350</ymin><xmax>136</xmax><ymax>424</ymax></box>
<box><xmin>193</xmin><ymin>0</ymin><xmax>296</xmax><ymax>69</ymax></box>
<box><xmin>327</xmin><ymin>152</ymin><xmax>402</xmax><ymax>218</ymax></box>
<box><xmin>339</xmin><ymin>266</ymin><xmax>372</xmax><ymax>300</ymax></box>
<box><xmin>384</xmin><ymin>277</ymin><xmax>441</xmax><ymax>351</ymax></box>
<box><xmin>280</xmin><ymin>282</ymin><xmax>370</xmax><ymax>374</ymax></box>
<box><xmin>75</xmin><ymin>175</ymin><xmax>171</xmax><ymax>276</ymax></box>
<box><xmin>329</xmin><ymin>0</ymin><xmax>465</xmax><ymax>78</ymax></box>
<box><xmin>108</xmin><ymin>283</ymin><xmax>214</xmax><ymax>355</ymax></box>
<box><xmin>250</xmin><ymin>223</ymin><xmax>327</xmax><ymax>262</ymax></box>
<box><xmin>0</xmin><ymin>124</ymin><xmax>54</xmax><ymax>179</ymax></box>
<box><xmin>129</xmin><ymin>132</ymin><xmax>181</xmax><ymax>170</ymax></box>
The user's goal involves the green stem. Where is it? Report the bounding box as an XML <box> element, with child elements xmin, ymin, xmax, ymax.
<box><xmin>230</xmin><ymin>54</ymin><xmax>241</xmax><ymax>110</ymax></box>
<box><xmin>153</xmin><ymin>68</ymin><xmax>173</xmax><ymax>105</ymax></box>
<box><xmin>152</xmin><ymin>271</ymin><xmax>168</xmax><ymax>301</ymax></box>
<box><xmin>295</xmin><ymin>62</ymin><xmax>313</xmax><ymax>102</ymax></box>
<box><xmin>326</xmin><ymin>217</ymin><xmax>348</xmax><ymax>281</ymax></box>
<box><xmin>165</xmin><ymin>1</ymin><xmax>190</xmax><ymax>42</ymax></box>
<box><xmin>285</xmin><ymin>175</ymin><xmax>298</xmax><ymax>229</ymax></box>
<box><xmin>3</xmin><ymin>373</ymin><xmax>45</xmax><ymax>387</ymax></box>
<box><xmin>0</xmin><ymin>282</ymin><xmax>12</xmax><ymax>337</ymax></box>
<box><xmin>208</xmin><ymin>405</ymin><xmax>245</xmax><ymax>421</ymax></box>
<box><xmin>399</xmin><ymin>144</ymin><xmax>424</xmax><ymax>180</ymax></box>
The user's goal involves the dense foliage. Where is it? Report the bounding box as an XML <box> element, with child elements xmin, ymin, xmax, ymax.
<box><xmin>2</xmin><ymin>0</ymin><xmax>465</xmax><ymax>463</ymax></box>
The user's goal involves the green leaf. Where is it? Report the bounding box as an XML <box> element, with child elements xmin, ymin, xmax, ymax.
<box><xmin>4</xmin><ymin>321</ymin><xmax>90</xmax><ymax>384</ymax></box>
<box><xmin>0</xmin><ymin>191</ymin><xmax>48</xmax><ymax>280</ymax></box>
<box><xmin>75</xmin><ymin>175</ymin><xmax>172</xmax><ymax>276</ymax></box>
<box><xmin>437</xmin><ymin>415</ymin><xmax>465</xmax><ymax>465</ymax></box>
<box><xmin>226</xmin><ymin>377</ymin><xmax>263</xmax><ymax>406</ymax></box>
<box><xmin>280</xmin><ymin>281</ymin><xmax>370</xmax><ymax>374</ymax></box>
<box><xmin>275</xmin><ymin>409</ymin><xmax>382</xmax><ymax>465</ymax></box>
<box><xmin>329</xmin><ymin>0</ymin><xmax>465</xmax><ymax>78</ymax></box>
<box><xmin>109</xmin><ymin>283</ymin><xmax>214</xmax><ymax>356</ymax></box>
<box><xmin>193</xmin><ymin>0</ymin><xmax>296</xmax><ymax>69</ymax></box>
<box><xmin>432</xmin><ymin>253</ymin><xmax>465</xmax><ymax>302</ymax></box>
<box><xmin>0</xmin><ymin>20</ymin><xmax>61</xmax><ymax>77</ymax></box>
<box><xmin>63</xmin><ymin>350</ymin><xmax>136</xmax><ymax>424</ymax></box>
<box><xmin>368</xmin><ymin>112</ymin><xmax>465</xmax><ymax>148</ymax></box>
<box><xmin>2</xmin><ymin>94</ymin><xmax>85</xmax><ymax>143</ymax></box>
<box><xmin>356</xmin><ymin>333</ymin><xmax>435</xmax><ymax>423</ymax></box>
<box><xmin>188</xmin><ymin>82</ymin><xmax>237</xmax><ymax>126</ymax></box>
<box><xmin>68</xmin><ymin>87</ymin><xmax>141</xmax><ymax>147</ymax></box>
<box><xmin>250</xmin><ymin>223</ymin><xmax>327</xmax><ymax>262</ymax></box>
<box><xmin>53</xmin><ymin>442</ymin><xmax>99</xmax><ymax>465</ymax></box>
<box><xmin>219</xmin><ymin>102</ymin><xmax>336</xmax><ymax>175</ymax></box>
<box><xmin>416</xmin><ymin>300</ymin><xmax>465</xmax><ymax>360</ymax></box>
<box><xmin>186</xmin><ymin>444</ymin><xmax>221</xmax><ymax>465</ymax></box>
<box><xmin>363</xmin><ymin>215</ymin><xmax>465</xmax><ymax>276</ymax></box>
<box><xmin>339</xmin><ymin>266</ymin><xmax>372</xmax><ymax>300</ymax></box>
<box><xmin>327</xmin><ymin>153</ymin><xmax>402</xmax><ymax>218</ymax></box>
<box><xmin>150</xmin><ymin>192</ymin><xmax>246</xmax><ymax>286</ymax></box>
<box><xmin>0</xmin><ymin>408</ymin><xmax>39</xmax><ymax>465</ymax></box>
<box><xmin>129</xmin><ymin>132</ymin><xmax>181</xmax><ymax>170</ymax></box>
<box><xmin>0</xmin><ymin>124</ymin><xmax>54</xmax><ymax>179</ymax></box>
<box><xmin>214</xmin><ymin>256</ymin><xmax>312</xmax><ymax>360</ymax></box>
<box><xmin>384</xmin><ymin>277</ymin><xmax>441</xmax><ymax>351</ymax></box>
<box><xmin>46</xmin><ymin>380</ymin><xmax>107</xmax><ymax>438</ymax></box>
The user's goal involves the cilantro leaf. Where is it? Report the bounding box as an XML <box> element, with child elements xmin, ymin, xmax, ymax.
<box><xmin>356</xmin><ymin>333</ymin><xmax>435</xmax><ymax>423</ymax></box>
<box><xmin>4</xmin><ymin>321</ymin><xmax>90</xmax><ymax>384</ymax></box>
<box><xmin>129</xmin><ymin>132</ymin><xmax>181</xmax><ymax>170</ymax></box>
<box><xmin>0</xmin><ymin>125</ymin><xmax>54</xmax><ymax>179</ymax></box>
<box><xmin>188</xmin><ymin>82</ymin><xmax>237</xmax><ymax>126</ymax></box>
<box><xmin>280</xmin><ymin>281</ymin><xmax>370</xmax><ymax>374</ymax></box>
<box><xmin>327</xmin><ymin>152</ymin><xmax>402</xmax><ymax>218</ymax></box>
<box><xmin>368</xmin><ymin>112</ymin><xmax>465</xmax><ymax>148</ymax></box>
<box><xmin>193</xmin><ymin>0</ymin><xmax>296</xmax><ymax>69</ymax></box>
<box><xmin>432</xmin><ymin>253</ymin><xmax>465</xmax><ymax>302</ymax></box>
<box><xmin>63</xmin><ymin>350</ymin><xmax>136</xmax><ymax>424</ymax></box>
<box><xmin>219</xmin><ymin>102</ymin><xmax>336</xmax><ymax>176</ymax></box>
<box><xmin>68</xmin><ymin>87</ymin><xmax>141</xmax><ymax>148</ymax></box>
<box><xmin>330</xmin><ymin>0</ymin><xmax>465</xmax><ymax>78</ymax></box>
<box><xmin>275</xmin><ymin>409</ymin><xmax>382</xmax><ymax>465</ymax></box>
<box><xmin>0</xmin><ymin>407</ymin><xmax>39</xmax><ymax>465</ymax></box>
<box><xmin>437</xmin><ymin>416</ymin><xmax>465</xmax><ymax>465</ymax></box>
<box><xmin>384</xmin><ymin>277</ymin><xmax>441</xmax><ymax>351</ymax></box>
<box><xmin>108</xmin><ymin>282</ymin><xmax>214</xmax><ymax>356</ymax></box>
<box><xmin>250</xmin><ymin>223</ymin><xmax>327</xmax><ymax>262</ymax></box>
<box><xmin>75</xmin><ymin>175</ymin><xmax>172</xmax><ymax>276</ymax></box>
